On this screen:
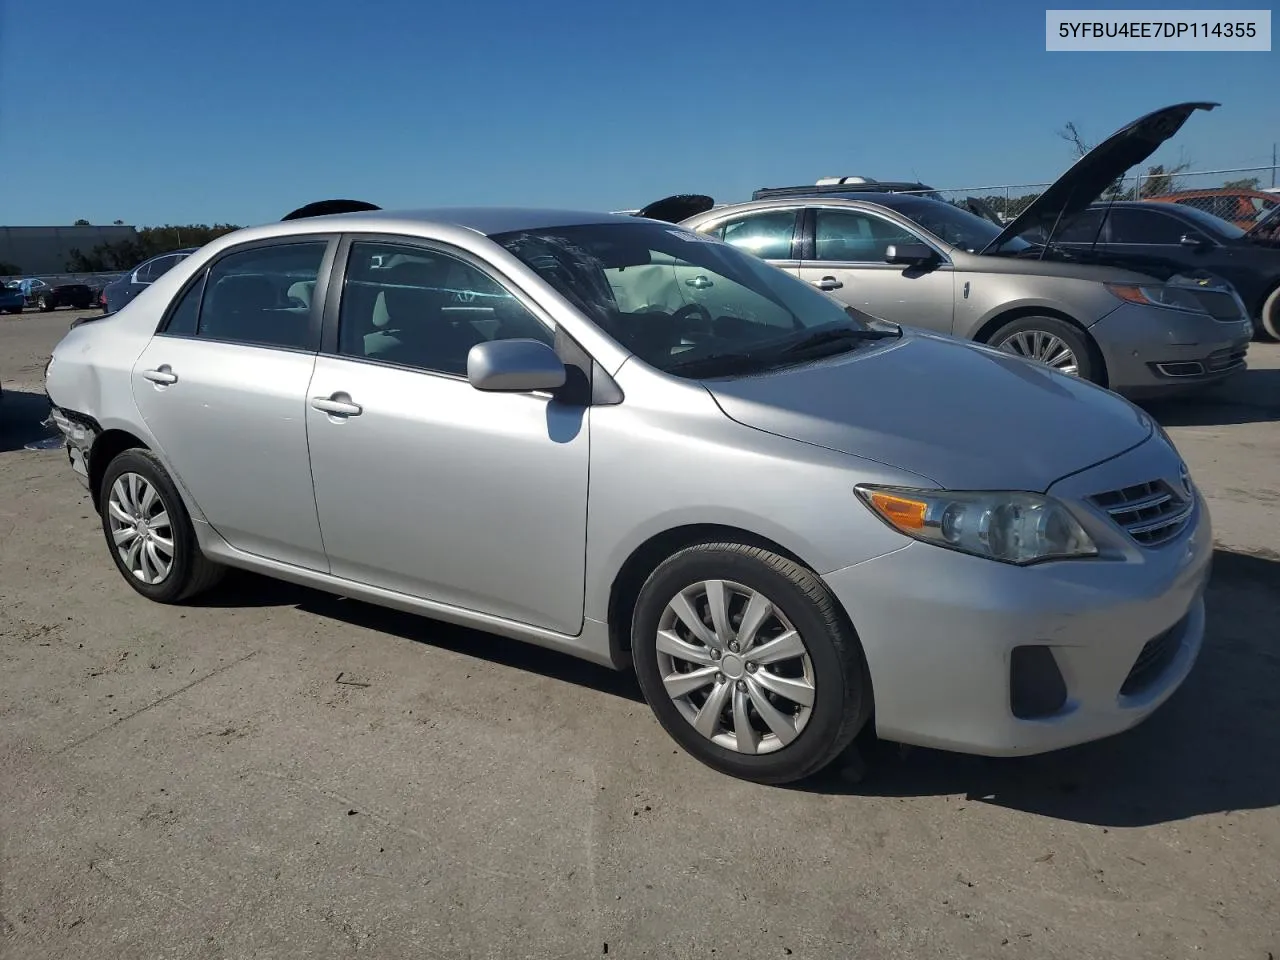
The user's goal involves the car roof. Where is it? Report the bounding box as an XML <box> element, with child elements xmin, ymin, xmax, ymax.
<box><xmin>259</xmin><ymin>206</ymin><xmax>638</xmax><ymax>238</ymax></box>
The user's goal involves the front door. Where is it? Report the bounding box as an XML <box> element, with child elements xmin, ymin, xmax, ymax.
<box><xmin>130</xmin><ymin>238</ymin><xmax>333</xmax><ymax>571</ymax></box>
<box><xmin>797</xmin><ymin>207</ymin><xmax>955</xmax><ymax>333</ymax></box>
<box><xmin>305</xmin><ymin>238</ymin><xmax>590</xmax><ymax>635</ymax></box>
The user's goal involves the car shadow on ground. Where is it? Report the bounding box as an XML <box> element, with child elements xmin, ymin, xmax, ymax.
<box><xmin>803</xmin><ymin>547</ymin><xmax>1280</xmax><ymax>826</ymax></box>
<box><xmin>193</xmin><ymin>569</ymin><xmax>647</xmax><ymax>704</ymax></box>
<box><xmin>0</xmin><ymin>389</ymin><xmax>54</xmax><ymax>453</ymax></box>
<box><xmin>1143</xmin><ymin>367</ymin><xmax>1280</xmax><ymax>427</ymax></box>
<box><xmin>202</xmin><ymin>548</ymin><xmax>1278</xmax><ymax>826</ymax></box>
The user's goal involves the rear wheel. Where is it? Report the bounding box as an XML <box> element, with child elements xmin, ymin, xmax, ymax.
<box><xmin>988</xmin><ymin>315</ymin><xmax>1098</xmax><ymax>383</ymax></box>
<box><xmin>1260</xmin><ymin>285</ymin><xmax>1280</xmax><ymax>342</ymax></box>
<box><xmin>632</xmin><ymin>542</ymin><xmax>871</xmax><ymax>784</ymax></box>
<box><xmin>99</xmin><ymin>448</ymin><xmax>225</xmax><ymax>603</ymax></box>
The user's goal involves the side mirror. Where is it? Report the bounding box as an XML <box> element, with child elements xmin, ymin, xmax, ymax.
<box><xmin>467</xmin><ymin>338</ymin><xmax>566</xmax><ymax>393</ymax></box>
<box><xmin>1179</xmin><ymin>233</ymin><xmax>1208</xmax><ymax>249</ymax></box>
<box><xmin>884</xmin><ymin>242</ymin><xmax>938</xmax><ymax>266</ymax></box>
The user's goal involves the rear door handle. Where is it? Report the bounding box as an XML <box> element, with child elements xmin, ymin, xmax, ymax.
<box><xmin>142</xmin><ymin>366</ymin><xmax>178</xmax><ymax>385</ymax></box>
<box><xmin>311</xmin><ymin>394</ymin><xmax>363</xmax><ymax>417</ymax></box>
<box><xmin>811</xmin><ymin>276</ymin><xmax>843</xmax><ymax>291</ymax></box>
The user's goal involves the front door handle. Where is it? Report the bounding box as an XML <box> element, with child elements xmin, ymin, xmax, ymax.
<box><xmin>143</xmin><ymin>366</ymin><xmax>178</xmax><ymax>385</ymax></box>
<box><xmin>811</xmin><ymin>276</ymin><xmax>843</xmax><ymax>291</ymax></box>
<box><xmin>684</xmin><ymin>275</ymin><xmax>714</xmax><ymax>289</ymax></box>
<box><xmin>311</xmin><ymin>394</ymin><xmax>363</xmax><ymax>417</ymax></box>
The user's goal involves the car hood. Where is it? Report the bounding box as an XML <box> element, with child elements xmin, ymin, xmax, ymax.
<box><xmin>703</xmin><ymin>333</ymin><xmax>1153</xmax><ymax>492</ymax></box>
<box><xmin>982</xmin><ymin>101</ymin><xmax>1218</xmax><ymax>254</ymax></box>
<box><xmin>634</xmin><ymin>194</ymin><xmax>717</xmax><ymax>224</ymax></box>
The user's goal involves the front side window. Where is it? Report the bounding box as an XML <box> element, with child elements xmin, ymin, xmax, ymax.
<box><xmin>492</xmin><ymin>221</ymin><xmax>879</xmax><ymax>377</ymax></box>
<box><xmin>709</xmin><ymin>211</ymin><xmax>798</xmax><ymax>260</ymax></box>
<box><xmin>813</xmin><ymin>209</ymin><xmax>920</xmax><ymax>262</ymax></box>
<box><xmin>336</xmin><ymin>241</ymin><xmax>553</xmax><ymax>376</ymax></box>
<box><xmin>1108</xmin><ymin>208</ymin><xmax>1190</xmax><ymax>244</ymax></box>
<box><xmin>183</xmin><ymin>242</ymin><xmax>326</xmax><ymax>350</ymax></box>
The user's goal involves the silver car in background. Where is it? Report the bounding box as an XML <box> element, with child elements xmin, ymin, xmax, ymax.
<box><xmin>675</xmin><ymin>102</ymin><xmax>1252</xmax><ymax>397</ymax></box>
<box><xmin>46</xmin><ymin>202</ymin><xmax>1210</xmax><ymax>784</ymax></box>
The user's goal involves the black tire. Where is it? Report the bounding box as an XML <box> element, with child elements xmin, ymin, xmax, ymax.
<box><xmin>38</xmin><ymin>295</ymin><xmax>54</xmax><ymax>312</ymax></box>
<box><xmin>99</xmin><ymin>448</ymin><xmax>225</xmax><ymax>603</ymax></box>
<box><xmin>631</xmin><ymin>542</ymin><xmax>871</xmax><ymax>785</ymax></box>
<box><xmin>1259</xmin><ymin>285</ymin><xmax>1280</xmax><ymax>342</ymax></box>
<box><xmin>986</xmin><ymin>314</ymin><xmax>1099</xmax><ymax>384</ymax></box>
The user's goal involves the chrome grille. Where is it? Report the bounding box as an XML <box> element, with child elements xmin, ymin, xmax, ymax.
<box><xmin>1089</xmin><ymin>479</ymin><xmax>1192</xmax><ymax>547</ymax></box>
<box><xmin>1188</xmin><ymin>289</ymin><xmax>1245</xmax><ymax>322</ymax></box>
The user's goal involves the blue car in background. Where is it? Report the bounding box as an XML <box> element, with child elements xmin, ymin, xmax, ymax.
<box><xmin>1</xmin><ymin>280</ymin><xmax>25</xmax><ymax>314</ymax></box>
<box><xmin>101</xmin><ymin>248</ymin><xmax>196</xmax><ymax>313</ymax></box>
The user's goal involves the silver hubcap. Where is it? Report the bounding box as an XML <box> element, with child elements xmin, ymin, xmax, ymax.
<box><xmin>107</xmin><ymin>473</ymin><xmax>174</xmax><ymax>585</ymax></box>
<box><xmin>997</xmin><ymin>330</ymin><xmax>1079</xmax><ymax>376</ymax></box>
<box><xmin>656</xmin><ymin>580</ymin><xmax>815</xmax><ymax>755</ymax></box>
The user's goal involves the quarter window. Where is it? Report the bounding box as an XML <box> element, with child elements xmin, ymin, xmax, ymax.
<box><xmin>710</xmin><ymin>211</ymin><xmax>798</xmax><ymax>260</ymax></box>
<box><xmin>336</xmin><ymin>241</ymin><xmax>553</xmax><ymax>377</ymax></box>
<box><xmin>813</xmin><ymin>210</ymin><xmax>919</xmax><ymax>262</ymax></box>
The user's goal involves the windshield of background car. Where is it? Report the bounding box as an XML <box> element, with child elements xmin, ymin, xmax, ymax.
<box><xmin>491</xmin><ymin>221</ymin><xmax>877</xmax><ymax>374</ymax></box>
<box><xmin>887</xmin><ymin>197</ymin><xmax>1033</xmax><ymax>253</ymax></box>
<box><xmin>1169</xmin><ymin>202</ymin><xmax>1248</xmax><ymax>239</ymax></box>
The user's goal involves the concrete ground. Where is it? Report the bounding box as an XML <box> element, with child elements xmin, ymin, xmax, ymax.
<box><xmin>2</xmin><ymin>308</ymin><xmax>1278</xmax><ymax>960</ymax></box>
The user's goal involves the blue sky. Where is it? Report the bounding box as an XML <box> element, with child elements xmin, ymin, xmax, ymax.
<box><xmin>1</xmin><ymin>0</ymin><xmax>1276</xmax><ymax>226</ymax></box>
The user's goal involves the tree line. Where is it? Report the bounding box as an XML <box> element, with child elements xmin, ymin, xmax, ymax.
<box><xmin>65</xmin><ymin>224</ymin><xmax>243</xmax><ymax>273</ymax></box>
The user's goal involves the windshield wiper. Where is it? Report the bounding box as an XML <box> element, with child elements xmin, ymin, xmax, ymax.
<box><xmin>776</xmin><ymin>324</ymin><xmax>900</xmax><ymax>355</ymax></box>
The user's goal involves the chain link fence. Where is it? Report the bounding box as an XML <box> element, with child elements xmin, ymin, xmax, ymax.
<box><xmin>907</xmin><ymin>165</ymin><xmax>1279</xmax><ymax>227</ymax></box>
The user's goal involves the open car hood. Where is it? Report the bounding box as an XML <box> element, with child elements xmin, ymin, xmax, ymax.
<box><xmin>981</xmin><ymin>101</ymin><xmax>1218</xmax><ymax>254</ymax></box>
<box><xmin>633</xmin><ymin>194</ymin><xmax>716</xmax><ymax>224</ymax></box>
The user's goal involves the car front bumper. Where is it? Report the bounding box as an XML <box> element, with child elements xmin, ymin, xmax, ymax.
<box><xmin>1092</xmin><ymin>303</ymin><xmax>1252</xmax><ymax>398</ymax></box>
<box><xmin>822</xmin><ymin>437</ymin><xmax>1213</xmax><ymax>757</ymax></box>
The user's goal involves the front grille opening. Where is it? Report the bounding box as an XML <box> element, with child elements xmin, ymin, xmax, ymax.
<box><xmin>1205</xmin><ymin>346</ymin><xmax>1248</xmax><ymax>372</ymax></box>
<box><xmin>1090</xmin><ymin>479</ymin><xmax>1192</xmax><ymax>547</ymax></box>
<box><xmin>1010</xmin><ymin>645</ymin><xmax>1068</xmax><ymax>719</ymax></box>
<box><xmin>1120</xmin><ymin>619</ymin><xmax>1184</xmax><ymax>695</ymax></box>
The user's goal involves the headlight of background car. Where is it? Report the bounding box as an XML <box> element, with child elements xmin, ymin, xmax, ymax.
<box><xmin>856</xmin><ymin>486</ymin><xmax>1097</xmax><ymax>565</ymax></box>
<box><xmin>1104</xmin><ymin>281</ymin><xmax>1208</xmax><ymax>314</ymax></box>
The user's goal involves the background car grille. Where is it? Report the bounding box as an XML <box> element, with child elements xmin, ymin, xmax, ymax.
<box><xmin>1188</xmin><ymin>288</ymin><xmax>1245</xmax><ymax>322</ymax></box>
<box><xmin>1120</xmin><ymin>616</ymin><xmax>1185</xmax><ymax>695</ymax></box>
<box><xmin>1089</xmin><ymin>479</ymin><xmax>1192</xmax><ymax>546</ymax></box>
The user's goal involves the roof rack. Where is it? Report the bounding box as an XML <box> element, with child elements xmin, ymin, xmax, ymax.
<box><xmin>751</xmin><ymin>180</ymin><xmax>938</xmax><ymax>201</ymax></box>
<box><xmin>281</xmin><ymin>199</ymin><xmax>382</xmax><ymax>221</ymax></box>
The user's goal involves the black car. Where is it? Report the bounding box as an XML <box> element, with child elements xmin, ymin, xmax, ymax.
<box><xmin>1036</xmin><ymin>200</ymin><xmax>1280</xmax><ymax>340</ymax></box>
<box><xmin>752</xmin><ymin>176</ymin><xmax>943</xmax><ymax>201</ymax></box>
<box><xmin>101</xmin><ymin>248</ymin><xmax>196</xmax><ymax>313</ymax></box>
<box><xmin>17</xmin><ymin>277</ymin><xmax>95</xmax><ymax>311</ymax></box>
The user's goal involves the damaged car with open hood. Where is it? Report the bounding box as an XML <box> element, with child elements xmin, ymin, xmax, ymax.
<box><xmin>665</xmin><ymin>102</ymin><xmax>1252</xmax><ymax>398</ymax></box>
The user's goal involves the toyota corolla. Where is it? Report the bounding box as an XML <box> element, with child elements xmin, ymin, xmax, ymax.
<box><xmin>44</xmin><ymin>200</ymin><xmax>1210</xmax><ymax>784</ymax></box>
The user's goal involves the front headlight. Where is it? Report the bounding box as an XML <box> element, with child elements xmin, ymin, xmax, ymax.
<box><xmin>856</xmin><ymin>485</ymin><xmax>1097</xmax><ymax>565</ymax></box>
<box><xmin>1104</xmin><ymin>281</ymin><xmax>1207</xmax><ymax>314</ymax></box>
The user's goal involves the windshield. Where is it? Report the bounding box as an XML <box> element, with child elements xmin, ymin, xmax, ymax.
<box><xmin>491</xmin><ymin>221</ymin><xmax>886</xmax><ymax>376</ymax></box>
<box><xmin>1171</xmin><ymin>202</ymin><xmax>1247</xmax><ymax>239</ymax></box>
<box><xmin>886</xmin><ymin>196</ymin><xmax>1032</xmax><ymax>253</ymax></box>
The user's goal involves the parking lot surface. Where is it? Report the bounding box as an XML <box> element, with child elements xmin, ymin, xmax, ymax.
<box><xmin>3</xmin><ymin>308</ymin><xmax>1278</xmax><ymax>959</ymax></box>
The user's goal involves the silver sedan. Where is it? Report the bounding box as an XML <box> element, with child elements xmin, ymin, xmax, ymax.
<box><xmin>45</xmin><ymin>204</ymin><xmax>1211</xmax><ymax>784</ymax></box>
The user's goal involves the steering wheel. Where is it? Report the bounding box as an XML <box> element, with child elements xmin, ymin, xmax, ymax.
<box><xmin>672</xmin><ymin>302</ymin><xmax>713</xmax><ymax>324</ymax></box>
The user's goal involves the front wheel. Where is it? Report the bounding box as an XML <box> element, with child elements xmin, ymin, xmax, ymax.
<box><xmin>1259</xmin><ymin>286</ymin><xmax>1280</xmax><ymax>342</ymax></box>
<box><xmin>632</xmin><ymin>543</ymin><xmax>871</xmax><ymax>784</ymax></box>
<box><xmin>988</xmin><ymin>315</ymin><xmax>1098</xmax><ymax>384</ymax></box>
<box><xmin>38</xmin><ymin>295</ymin><xmax>54</xmax><ymax>312</ymax></box>
<box><xmin>99</xmin><ymin>448</ymin><xmax>225</xmax><ymax>603</ymax></box>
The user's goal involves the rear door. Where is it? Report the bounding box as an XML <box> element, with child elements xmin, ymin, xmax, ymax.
<box><xmin>797</xmin><ymin>206</ymin><xmax>955</xmax><ymax>332</ymax></box>
<box><xmin>131</xmin><ymin>237</ymin><xmax>336</xmax><ymax>571</ymax></box>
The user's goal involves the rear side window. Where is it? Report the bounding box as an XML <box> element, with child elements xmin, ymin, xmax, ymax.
<box><xmin>710</xmin><ymin>211</ymin><xmax>799</xmax><ymax>260</ymax></box>
<box><xmin>159</xmin><ymin>242</ymin><xmax>327</xmax><ymax>350</ymax></box>
<box><xmin>1056</xmin><ymin>209</ymin><xmax>1107</xmax><ymax>243</ymax></box>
